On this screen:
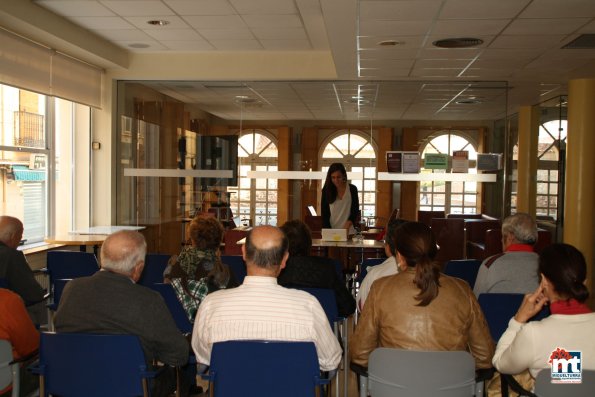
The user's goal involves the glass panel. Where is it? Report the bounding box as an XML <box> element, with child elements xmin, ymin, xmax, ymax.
<box><xmin>352</xmin><ymin>180</ymin><xmax>362</xmax><ymax>190</ymax></box>
<box><xmin>464</xmin><ymin>194</ymin><xmax>477</xmax><ymax>206</ymax></box>
<box><xmin>239</xmin><ymin>177</ymin><xmax>251</xmax><ymax>188</ymax></box>
<box><xmin>536</xmin><ymin>170</ymin><xmax>549</xmax><ymax>182</ymax></box>
<box><xmin>550</xmin><ymin>170</ymin><xmax>558</xmax><ymax>182</ymax></box>
<box><xmin>363</xmin><ymin>179</ymin><xmax>375</xmax><ymax>191</ymax></box>
<box><xmin>322</xmin><ymin>144</ymin><xmax>342</xmax><ymax>158</ymax></box>
<box><xmin>451</xmin><ymin>195</ymin><xmax>463</xmax><ymax>207</ymax></box>
<box><xmin>356</xmin><ymin>143</ymin><xmax>375</xmax><ymax>158</ymax></box>
<box><xmin>254</xmin><ymin>134</ymin><xmax>272</xmax><ymax>154</ymax></box>
<box><xmin>330</xmin><ymin>135</ymin><xmax>349</xmax><ymax>154</ymax></box>
<box><xmin>268</xmin><ymin>191</ymin><xmax>276</xmax><ymax>201</ymax></box>
<box><xmin>239</xmin><ymin>190</ymin><xmax>251</xmax><ymax>201</ymax></box>
<box><xmin>255</xmin><ymin>178</ymin><xmax>267</xmax><ymax>189</ymax></box>
<box><xmin>549</xmin><ymin>183</ymin><xmax>558</xmax><ymax>195</ymax></box>
<box><xmin>364</xmin><ymin>167</ymin><xmax>376</xmax><ymax>178</ymax></box>
<box><xmin>268</xmin><ymin>177</ymin><xmax>277</xmax><ymax>189</ymax></box>
<box><xmin>363</xmin><ymin>205</ymin><xmax>375</xmax><ymax>218</ymax></box>
<box><xmin>362</xmin><ymin>192</ymin><xmax>376</xmax><ymax>204</ymax></box>
<box><xmin>238</xmin><ymin>134</ymin><xmax>254</xmax><ymax>154</ymax></box>
<box><xmin>537</xmin><ymin>182</ymin><xmax>548</xmax><ymax>194</ymax></box>
<box><xmin>349</xmin><ymin>134</ymin><xmax>367</xmax><ymax>155</ymax></box>
<box><xmin>433</xmin><ymin>194</ymin><xmax>445</xmax><ymax>206</ymax></box>
<box><xmin>238</xmin><ymin>146</ymin><xmax>249</xmax><ymax>157</ymax></box>
<box><xmin>451</xmin><ymin>181</ymin><xmax>464</xmax><ymax>193</ymax></box>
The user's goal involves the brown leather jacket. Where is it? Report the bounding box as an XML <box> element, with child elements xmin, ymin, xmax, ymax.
<box><xmin>350</xmin><ymin>268</ymin><xmax>494</xmax><ymax>369</ymax></box>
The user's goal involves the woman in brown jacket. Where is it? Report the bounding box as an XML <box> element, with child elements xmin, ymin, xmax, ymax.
<box><xmin>350</xmin><ymin>221</ymin><xmax>494</xmax><ymax>369</ymax></box>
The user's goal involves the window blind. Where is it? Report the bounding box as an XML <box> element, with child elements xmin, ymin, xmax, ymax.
<box><xmin>0</xmin><ymin>28</ymin><xmax>103</xmax><ymax>108</ymax></box>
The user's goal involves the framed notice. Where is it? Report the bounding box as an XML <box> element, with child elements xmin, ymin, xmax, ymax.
<box><xmin>477</xmin><ymin>153</ymin><xmax>503</xmax><ymax>171</ymax></box>
<box><xmin>424</xmin><ymin>153</ymin><xmax>449</xmax><ymax>170</ymax></box>
<box><xmin>402</xmin><ymin>152</ymin><xmax>421</xmax><ymax>173</ymax></box>
<box><xmin>386</xmin><ymin>151</ymin><xmax>403</xmax><ymax>173</ymax></box>
<box><xmin>452</xmin><ymin>150</ymin><xmax>469</xmax><ymax>173</ymax></box>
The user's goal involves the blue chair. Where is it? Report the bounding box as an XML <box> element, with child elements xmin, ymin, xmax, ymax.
<box><xmin>294</xmin><ymin>287</ymin><xmax>345</xmax><ymax>397</ymax></box>
<box><xmin>45</xmin><ymin>251</ymin><xmax>99</xmax><ymax>327</ymax></box>
<box><xmin>357</xmin><ymin>257</ymin><xmax>385</xmax><ymax>284</ymax></box>
<box><xmin>478</xmin><ymin>293</ymin><xmax>550</xmax><ymax>341</ymax></box>
<box><xmin>150</xmin><ymin>283</ymin><xmax>193</xmax><ymax>334</ymax></box>
<box><xmin>47</xmin><ymin>278</ymin><xmax>71</xmax><ymax>312</ymax></box>
<box><xmin>221</xmin><ymin>255</ymin><xmax>246</xmax><ymax>284</ymax></box>
<box><xmin>0</xmin><ymin>279</ymin><xmax>7</xmax><ymax>288</ymax></box>
<box><xmin>30</xmin><ymin>332</ymin><xmax>163</xmax><ymax>397</ymax></box>
<box><xmin>443</xmin><ymin>259</ymin><xmax>482</xmax><ymax>289</ymax></box>
<box><xmin>202</xmin><ymin>340</ymin><xmax>329</xmax><ymax>397</ymax></box>
<box><xmin>138</xmin><ymin>253</ymin><xmax>170</xmax><ymax>287</ymax></box>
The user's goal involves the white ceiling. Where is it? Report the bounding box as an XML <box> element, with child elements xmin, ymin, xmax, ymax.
<box><xmin>4</xmin><ymin>0</ymin><xmax>595</xmax><ymax>120</ymax></box>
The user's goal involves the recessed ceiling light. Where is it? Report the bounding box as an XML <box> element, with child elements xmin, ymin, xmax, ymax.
<box><xmin>433</xmin><ymin>38</ymin><xmax>483</xmax><ymax>48</ymax></box>
<box><xmin>129</xmin><ymin>43</ymin><xmax>150</xmax><ymax>49</ymax></box>
<box><xmin>377</xmin><ymin>40</ymin><xmax>404</xmax><ymax>47</ymax></box>
<box><xmin>235</xmin><ymin>95</ymin><xmax>257</xmax><ymax>103</ymax></box>
<box><xmin>147</xmin><ymin>20</ymin><xmax>170</xmax><ymax>26</ymax></box>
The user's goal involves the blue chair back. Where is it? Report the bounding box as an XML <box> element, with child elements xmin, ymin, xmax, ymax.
<box><xmin>221</xmin><ymin>255</ymin><xmax>246</xmax><ymax>284</ymax></box>
<box><xmin>0</xmin><ymin>279</ymin><xmax>7</xmax><ymax>288</ymax></box>
<box><xmin>47</xmin><ymin>278</ymin><xmax>72</xmax><ymax>311</ymax></box>
<box><xmin>31</xmin><ymin>332</ymin><xmax>159</xmax><ymax>397</ymax></box>
<box><xmin>358</xmin><ymin>257</ymin><xmax>385</xmax><ymax>283</ymax></box>
<box><xmin>478</xmin><ymin>293</ymin><xmax>550</xmax><ymax>341</ymax></box>
<box><xmin>203</xmin><ymin>340</ymin><xmax>328</xmax><ymax>397</ymax></box>
<box><xmin>443</xmin><ymin>259</ymin><xmax>482</xmax><ymax>289</ymax></box>
<box><xmin>293</xmin><ymin>287</ymin><xmax>339</xmax><ymax>327</ymax></box>
<box><xmin>46</xmin><ymin>251</ymin><xmax>99</xmax><ymax>283</ymax></box>
<box><xmin>150</xmin><ymin>283</ymin><xmax>193</xmax><ymax>334</ymax></box>
<box><xmin>138</xmin><ymin>253</ymin><xmax>170</xmax><ymax>287</ymax></box>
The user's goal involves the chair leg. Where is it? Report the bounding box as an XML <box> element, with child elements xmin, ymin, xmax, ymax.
<box><xmin>359</xmin><ymin>375</ymin><xmax>367</xmax><ymax>397</ymax></box>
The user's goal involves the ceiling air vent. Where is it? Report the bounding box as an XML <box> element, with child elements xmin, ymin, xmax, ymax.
<box><xmin>562</xmin><ymin>34</ymin><xmax>595</xmax><ymax>49</ymax></box>
<box><xmin>432</xmin><ymin>38</ymin><xmax>483</xmax><ymax>48</ymax></box>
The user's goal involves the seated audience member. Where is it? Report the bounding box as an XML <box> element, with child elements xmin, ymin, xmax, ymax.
<box><xmin>350</xmin><ymin>222</ymin><xmax>494</xmax><ymax>369</ymax></box>
<box><xmin>0</xmin><ymin>216</ymin><xmax>45</xmax><ymax>324</ymax></box>
<box><xmin>356</xmin><ymin>218</ymin><xmax>405</xmax><ymax>310</ymax></box>
<box><xmin>165</xmin><ymin>217</ymin><xmax>238</xmax><ymax>322</ymax></box>
<box><xmin>474</xmin><ymin>213</ymin><xmax>540</xmax><ymax>296</ymax></box>
<box><xmin>278</xmin><ymin>219</ymin><xmax>355</xmax><ymax>317</ymax></box>
<box><xmin>492</xmin><ymin>243</ymin><xmax>595</xmax><ymax>387</ymax></box>
<box><xmin>192</xmin><ymin>225</ymin><xmax>342</xmax><ymax>372</ymax></box>
<box><xmin>0</xmin><ymin>288</ymin><xmax>39</xmax><ymax>397</ymax></box>
<box><xmin>54</xmin><ymin>230</ymin><xmax>192</xmax><ymax>397</ymax></box>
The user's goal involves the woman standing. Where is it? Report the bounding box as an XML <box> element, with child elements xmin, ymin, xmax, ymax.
<box><xmin>321</xmin><ymin>163</ymin><xmax>359</xmax><ymax>235</ymax></box>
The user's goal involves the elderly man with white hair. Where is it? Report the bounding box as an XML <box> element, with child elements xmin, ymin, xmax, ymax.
<box><xmin>55</xmin><ymin>230</ymin><xmax>192</xmax><ymax>397</ymax></box>
<box><xmin>473</xmin><ymin>212</ymin><xmax>540</xmax><ymax>297</ymax></box>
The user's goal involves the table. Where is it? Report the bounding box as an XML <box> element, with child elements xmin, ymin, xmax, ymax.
<box><xmin>45</xmin><ymin>226</ymin><xmax>146</xmax><ymax>254</ymax></box>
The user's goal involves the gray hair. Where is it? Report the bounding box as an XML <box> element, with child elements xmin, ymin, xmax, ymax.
<box><xmin>502</xmin><ymin>213</ymin><xmax>538</xmax><ymax>245</ymax></box>
<box><xmin>100</xmin><ymin>230</ymin><xmax>147</xmax><ymax>274</ymax></box>
<box><xmin>0</xmin><ymin>216</ymin><xmax>23</xmax><ymax>244</ymax></box>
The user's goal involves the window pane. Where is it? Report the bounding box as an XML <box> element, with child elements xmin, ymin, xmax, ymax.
<box><xmin>330</xmin><ymin>135</ymin><xmax>348</xmax><ymax>154</ymax></box>
<box><xmin>322</xmin><ymin>144</ymin><xmax>342</xmax><ymax>158</ymax></box>
<box><xmin>255</xmin><ymin>178</ymin><xmax>267</xmax><ymax>189</ymax></box>
<box><xmin>464</xmin><ymin>194</ymin><xmax>477</xmax><ymax>206</ymax></box>
<box><xmin>363</xmin><ymin>179</ymin><xmax>375</xmax><ymax>191</ymax></box>
<box><xmin>238</xmin><ymin>134</ymin><xmax>254</xmax><ymax>154</ymax></box>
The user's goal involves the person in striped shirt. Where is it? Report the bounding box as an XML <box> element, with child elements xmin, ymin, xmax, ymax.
<box><xmin>191</xmin><ymin>225</ymin><xmax>342</xmax><ymax>372</ymax></box>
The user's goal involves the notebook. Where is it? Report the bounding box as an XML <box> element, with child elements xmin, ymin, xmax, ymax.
<box><xmin>321</xmin><ymin>228</ymin><xmax>348</xmax><ymax>242</ymax></box>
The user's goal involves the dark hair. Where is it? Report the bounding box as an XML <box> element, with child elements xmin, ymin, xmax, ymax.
<box><xmin>280</xmin><ymin>220</ymin><xmax>312</xmax><ymax>257</ymax></box>
<box><xmin>539</xmin><ymin>243</ymin><xmax>589</xmax><ymax>303</ymax></box>
<box><xmin>393</xmin><ymin>222</ymin><xmax>440</xmax><ymax>306</ymax></box>
<box><xmin>322</xmin><ymin>163</ymin><xmax>348</xmax><ymax>204</ymax></box>
<box><xmin>384</xmin><ymin>218</ymin><xmax>408</xmax><ymax>255</ymax></box>
<box><xmin>245</xmin><ymin>228</ymin><xmax>288</xmax><ymax>269</ymax></box>
<box><xmin>189</xmin><ymin>217</ymin><xmax>224</xmax><ymax>250</ymax></box>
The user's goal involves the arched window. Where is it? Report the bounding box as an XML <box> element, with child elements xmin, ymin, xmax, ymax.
<box><xmin>420</xmin><ymin>132</ymin><xmax>479</xmax><ymax>214</ymax></box>
<box><xmin>227</xmin><ymin>129</ymin><xmax>278</xmax><ymax>226</ymax></box>
<box><xmin>320</xmin><ymin>130</ymin><xmax>377</xmax><ymax>222</ymax></box>
<box><xmin>511</xmin><ymin>119</ymin><xmax>566</xmax><ymax>219</ymax></box>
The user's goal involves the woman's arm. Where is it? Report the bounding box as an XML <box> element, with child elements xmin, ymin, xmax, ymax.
<box><xmin>348</xmin><ymin>184</ymin><xmax>359</xmax><ymax>225</ymax></box>
<box><xmin>321</xmin><ymin>188</ymin><xmax>331</xmax><ymax>228</ymax></box>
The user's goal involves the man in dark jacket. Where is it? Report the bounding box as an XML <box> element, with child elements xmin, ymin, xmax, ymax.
<box><xmin>0</xmin><ymin>216</ymin><xmax>45</xmax><ymax>324</ymax></box>
<box><xmin>55</xmin><ymin>230</ymin><xmax>191</xmax><ymax>397</ymax></box>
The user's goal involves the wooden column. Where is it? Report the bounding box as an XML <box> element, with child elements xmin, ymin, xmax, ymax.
<box><xmin>300</xmin><ymin>127</ymin><xmax>319</xmax><ymax>220</ymax></box>
<box><xmin>376</xmin><ymin>127</ymin><xmax>393</xmax><ymax>223</ymax></box>
<box><xmin>516</xmin><ymin>105</ymin><xmax>539</xmax><ymax>216</ymax></box>
<box><xmin>277</xmin><ymin>126</ymin><xmax>291</xmax><ymax>225</ymax></box>
<box><xmin>566</xmin><ymin>79</ymin><xmax>595</xmax><ymax>295</ymax></box>
<box><xmin>400</xmin><ymin>128</ymin><xmax>419</xmax><ymax>221</ymax></box>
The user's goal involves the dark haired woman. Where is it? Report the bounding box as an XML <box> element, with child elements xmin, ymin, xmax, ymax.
<box><xmin>321</xmin><ymin>162</ymin><xmax>359</xmax><ymax>235</ymax></box>
<box><xmin>165</xmin><ymin>216</ymin><xmax>238</xmax><ymax>322</ymax></box>
<box><xmin>493</xmin><ymin>243</ymin><xmax>595</xmax><ymax>381</ymax></box>
<box><xmin>350</xmin><ymin>221</ymin><xmax>494</xmax><ymax>369</ymax></box>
